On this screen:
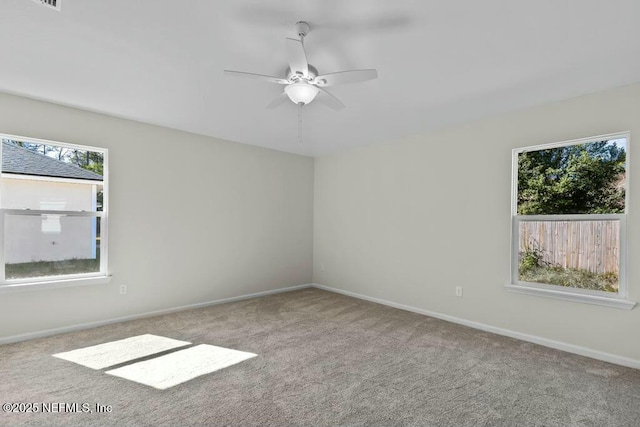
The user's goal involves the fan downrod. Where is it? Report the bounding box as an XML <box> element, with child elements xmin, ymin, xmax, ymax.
<box><xmin>295</xmin><ymin>21</ymin><xmax>310</xmax><ymax>39</ymax></box>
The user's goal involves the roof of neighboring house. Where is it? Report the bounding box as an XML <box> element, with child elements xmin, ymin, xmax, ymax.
<box><xmin>1</xmin><ymin>141</ymin><xmax>103</xmax><ymax>181</ymax></box>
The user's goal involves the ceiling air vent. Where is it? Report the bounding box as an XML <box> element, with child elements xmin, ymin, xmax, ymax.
<box><xmin>31</xmin><ymin>0</ymin><xmax>60</xmax><ymax>11</ymax></box>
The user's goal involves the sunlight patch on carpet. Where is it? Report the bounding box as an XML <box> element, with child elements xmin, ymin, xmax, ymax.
<box><xmin>53</xmin><ymin>334</ymin><xmax>191</xmax><ymax>369</ymax></box>
<box><xmin>105</xmin><ymin>344</ymin><xmax>257</xmax><ymax>389</ymax></box>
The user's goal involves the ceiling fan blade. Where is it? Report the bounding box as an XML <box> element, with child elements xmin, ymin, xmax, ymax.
<box><xmin>314</xmin><ymin>69</ymin><xmax>378</xmax><ymax>86</ymax></box>
<box><xmin>223</xmin><ymin>70</ymin><xmax>288</xmax><ymax>85</ymax></box>
<box><xmin>266</xmin><ymin>92</ymin><xmax>290</xmax><ymax>109</ymax></box>
<box><xmin>315</xmin><ymin>87</ymin><xmax>345</xmax><ymax>111</ymax></box>
<box><xmin>285</xmin><ymin>38</ymin><xmax>308</xmax><ymax>77</ymax></box>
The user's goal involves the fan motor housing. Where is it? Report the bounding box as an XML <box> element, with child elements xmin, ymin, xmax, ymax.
<box><xmin>287</xmin><ymin>64</ymin><xmax>318</xmax><ymax>82</ymax></box>
<box><xmin>295</xmin><ymin>21</ymin><xmax>311</xmax><ymax>38</ymax></box>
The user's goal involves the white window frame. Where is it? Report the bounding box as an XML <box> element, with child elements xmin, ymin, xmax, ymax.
<box><xmin>0</xmin><ymin>133</ymin><xmax>110</xmax><ymax>292</ymax></box>
<box><xmin>506</xmin><ymin>132</ymin><xmax>635</xmax><ymax>309</ymax></box>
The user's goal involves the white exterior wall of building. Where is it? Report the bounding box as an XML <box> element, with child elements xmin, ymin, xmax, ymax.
<box><xmin>1</xmin><ymin>176</ymin><xmax>99</xmax><ymax>263</ymax></box>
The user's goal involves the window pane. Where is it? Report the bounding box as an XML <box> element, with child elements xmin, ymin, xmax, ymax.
<box><xmin>1</xmin><ymin>138</ymin><xmax>104</xmax><ymax>211</ymax></box>
<box><xmin>518</xmin><ymin>220</ymin><xmax>619</xmax><ymax>293</ymax></box>
<box><xmin>517</xmin><ymin>138</ymin><xmax>626</xmax><ymax>215</ymax></box>
<box><xmin>4</xmin><ymin>214</ymin><xmax>101</xmax><ymax>279</ymax></box>
<box><xmin>0</xmin><ymin>185</ymin><xmax>103</xmax><ymax>211</ymax></box>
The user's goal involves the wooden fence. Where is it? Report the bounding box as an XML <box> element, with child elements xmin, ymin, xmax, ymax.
<box><xmin>519</xmin><ymin>220</ymin><xmax>619</xmax><ymax>274</ymax></box>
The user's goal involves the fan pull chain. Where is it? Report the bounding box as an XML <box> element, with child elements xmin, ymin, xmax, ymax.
<box><xmin>298</xmin><ymin>30</ymin><xmax>305</xmax><ymax>145</ymax></box>
<box><xmin>298</xmin><ymin>102</ymin><xmax>303</xmax><ymax>144</ymax></box>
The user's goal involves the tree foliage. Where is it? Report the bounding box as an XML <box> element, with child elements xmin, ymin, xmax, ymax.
<box><xmin>517</xmin><ymin>141</ymin><xmax>625</xmax><ymax>214</ymax></box>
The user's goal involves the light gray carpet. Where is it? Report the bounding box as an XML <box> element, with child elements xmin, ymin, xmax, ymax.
<box><xmin>1</xmin><ymin>288</ymin><xmax>639</xmax><ymax>426</ymax></box>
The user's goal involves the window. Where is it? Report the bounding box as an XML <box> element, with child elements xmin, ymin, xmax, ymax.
<box><xmin>508</xmin><ymin>132</ymin><xmax>634</xmax><ymax>309</ymax></box>
<box><xmin>0</xmin><ymin>134</ymin><xmax>108</xmax><ymax>290</ymax></box>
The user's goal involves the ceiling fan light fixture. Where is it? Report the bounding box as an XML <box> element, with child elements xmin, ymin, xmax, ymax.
<box><xmin>285</xmin><ymin>82</ymin><xmax>319</xmax><ymax>105</ymax></box>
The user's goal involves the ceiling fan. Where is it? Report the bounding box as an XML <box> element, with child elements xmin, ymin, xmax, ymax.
<box><xmin>224</xmin><ymin>21</ymin><xmax>378</xmax><ymax>112</ymax></box>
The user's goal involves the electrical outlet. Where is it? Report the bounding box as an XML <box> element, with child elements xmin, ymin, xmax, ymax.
<box><xmin>455</xmin><ymin>286</ymin><xmax>463</xmax><ymax>297</ymax></box>
<box><xmin>119</xmin><ymin>285</ymin><xmax>127</xmax><ymax>295</ymax></box>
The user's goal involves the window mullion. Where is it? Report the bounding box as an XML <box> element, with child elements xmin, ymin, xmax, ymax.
<box><xmin>0</xmin><ymin>209</ymin><xmax>101</xmax><ymax>217</ymax></box>
<box><xmin>517</xmin><ymin>213</ymin><xmax>624</xmax><ymax>222</ymax></box>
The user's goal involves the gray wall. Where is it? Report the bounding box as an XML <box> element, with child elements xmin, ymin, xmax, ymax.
<box><xmin>313</xmin><ymin>83</ymin><xmax>640</xmax><ymax>362</ymax></box>
<box><xmin>0</xmin><ymin>93</ymin><xmax>314</xmax><ymax>338</ymax></box>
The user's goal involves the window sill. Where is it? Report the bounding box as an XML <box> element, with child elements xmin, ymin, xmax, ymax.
<box><xmin>0</xmin><ymin>275</ymin><xmax>111</xmax><ymax>293</ymax></box>
<box><xmin>505</xmin><ymin>284</ymin><xmax>636</xmax><ymax>310</ymax></box>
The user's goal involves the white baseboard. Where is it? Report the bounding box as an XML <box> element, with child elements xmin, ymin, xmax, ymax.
<box><xmin>311</xmin><ymin>283</ymin><xmax>640</xmax><ymax>370</ymax></box>
<box><xmin>0</xmin><ymin>283</ymin><xmax>313</xmax><ymax>345</ymax></box>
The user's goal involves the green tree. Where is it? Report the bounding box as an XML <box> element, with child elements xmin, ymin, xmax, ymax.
<box><xmin>517</xmin><ymin>141</ymin><xmax>625</xmax><ymax>214</ymax></box>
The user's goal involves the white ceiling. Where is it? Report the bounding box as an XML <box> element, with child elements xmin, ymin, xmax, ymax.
<box><xmin>1</xmin><ymin>0</ymin><xmax>639</xmax><ymax>157</ymax></box>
